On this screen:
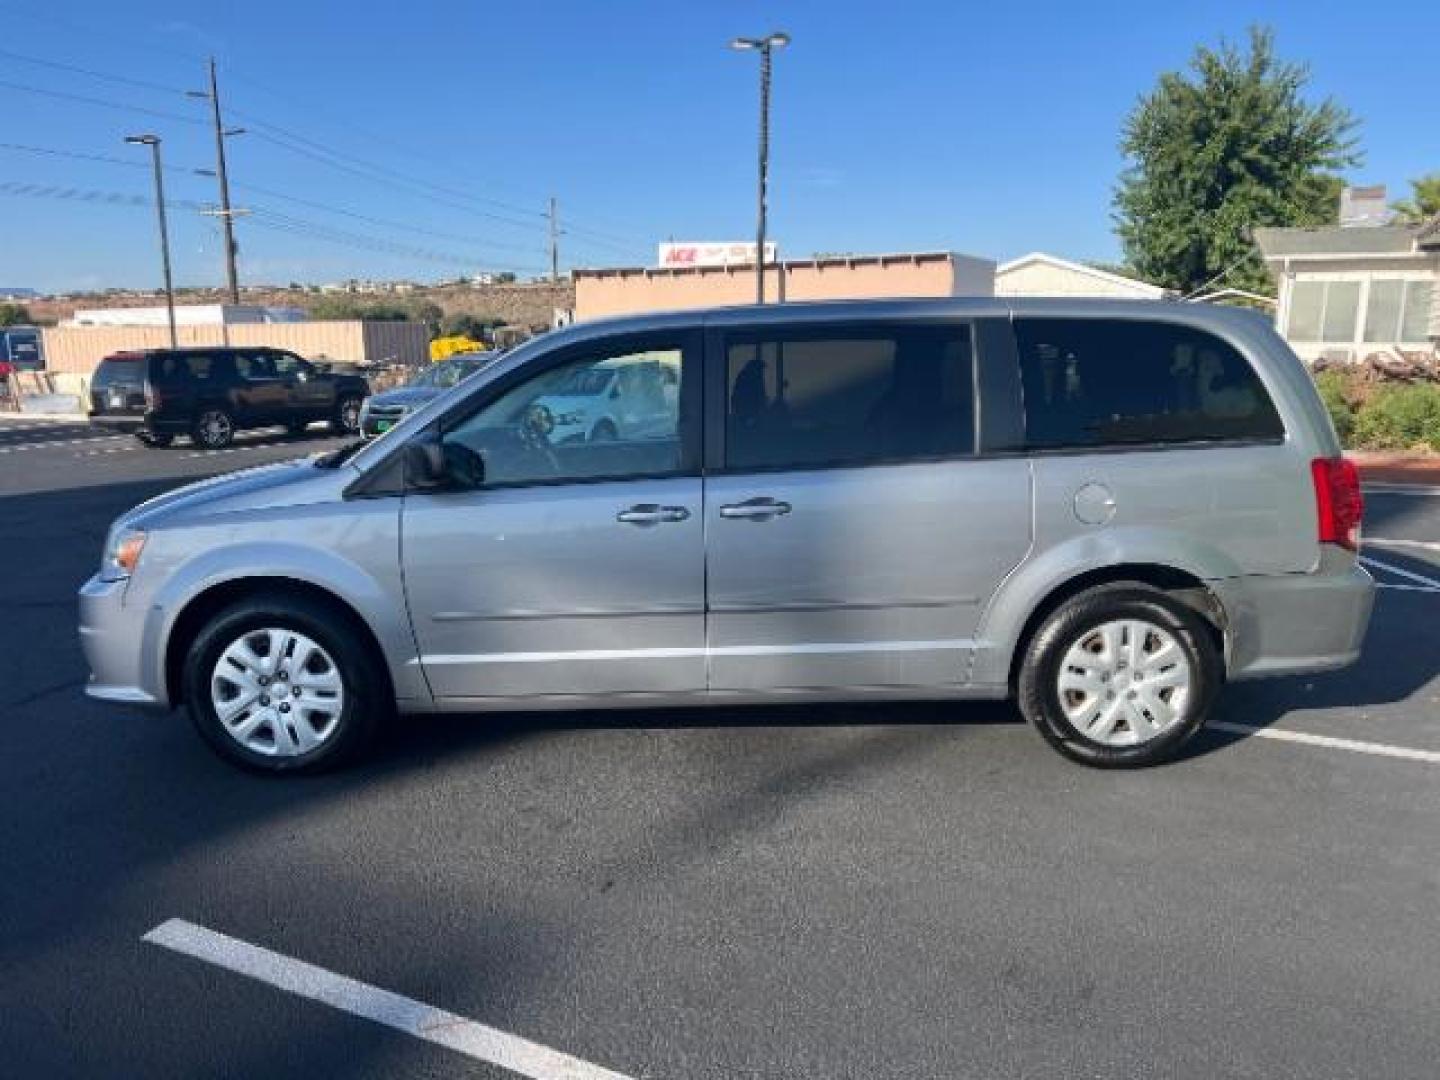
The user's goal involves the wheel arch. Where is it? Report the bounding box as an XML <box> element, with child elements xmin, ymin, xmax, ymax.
<box><xmin>163</xmin><ymin>576</ymin><xmax>398</xmax><ymax>709</ymax></box>
<box><xmin>1000</xmin><ymin>563</ymin><xmax>1226</xmax><ymax>694</ymax></box>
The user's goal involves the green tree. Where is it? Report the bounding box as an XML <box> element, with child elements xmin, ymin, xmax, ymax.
<box><xmin>0</xmin><ymin>303</ymin><xmax>33</xmax><ymax>326</ymax></box>
<box><xmin>1390</xmin><ymin>174</ymin><xmax>1440</xmax><ymax>226</ymax></box>
<box><xmin>1114</xmin><ymin>27</ymin><xmax>1359</xmax><ymax>295</ymax></box>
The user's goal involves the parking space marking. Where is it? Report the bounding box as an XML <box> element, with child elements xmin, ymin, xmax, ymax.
<box><xmin>1212</xmin><ymin>723</ymin><xmax>1440</xmax><ymax>765</ymax></box>
<box><xmin>1359</xmin><ymin>555</ymin><xmax>1440</xmax><ymax>592</ymax></box>
<box><xmin>143</xmin><ymin>919</ymin><xmax>635</xmax><ymax>1080</ymax></box>
<box><xmin>1366</xmin><ymin>538</ymin><xmax>1440</xmax><ymax>554</ymax></box>
<box><xmin>0</xmin><ymin>435</ymin><xmax>127</xmax><ymax>453</ymax></box>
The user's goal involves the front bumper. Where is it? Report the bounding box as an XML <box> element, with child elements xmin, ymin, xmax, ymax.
<box><xmin>79</xmin><ymin>573</ymin><xmax>167</xmax><ymax>708</ymax></box>
<box><xmin>1216</xmin><ymin>560</ymin><xmax>1376</xmax><ymax>680</ymax></box>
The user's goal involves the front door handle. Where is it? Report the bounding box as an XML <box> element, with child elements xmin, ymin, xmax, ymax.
<box><xmin>617</xmin><ymin>503</ymin><xmax>691</xmax><ymax>526</ymax></box>
<box><xmin>718</xmin><ymin>497</ymin><xmax>792</xmax><ymax>521</ymax></box>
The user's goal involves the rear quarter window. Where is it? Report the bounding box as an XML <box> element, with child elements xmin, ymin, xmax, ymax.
<box><xmin>1015</xmin><ymin>318</ymin><xmax>1284</xmax><ymax>450</ymax></box>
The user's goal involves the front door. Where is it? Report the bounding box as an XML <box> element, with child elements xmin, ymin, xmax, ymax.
<box><xmin>273</xmin><ymin>352</ymin><xmax>333</xmax><ymax>418</ymax></box>
<box><xmin>703</xmin><ymin>319</ymin><xmax>1032</xmax><ymax>691</ymax></box>
<box><xmin>402</xmin><ymin>332</ymin><xmax>705</xmax><ymax>700</ymax></box>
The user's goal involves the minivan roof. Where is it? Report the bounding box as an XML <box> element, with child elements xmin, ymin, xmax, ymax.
<box><xmin>544</xmin><ymin>296</ymin><xmax>1273</xmax><ymax>349</ymax></box>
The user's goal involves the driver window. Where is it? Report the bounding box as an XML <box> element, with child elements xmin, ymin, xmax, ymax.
<box><xmin>441</xmin><ymin>345</ymin><xmax>687</xmax><ymax>488</ymax></box>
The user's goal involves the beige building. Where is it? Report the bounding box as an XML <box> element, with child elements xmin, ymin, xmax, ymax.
<box><xmin>995</xmin><ymin>252</ymin><xmax>1166</xmax><ymax>299</ymax></box>
<box><xmin>41</xmin><ymin>319</ymin><xmax>429</xmax><ymax>376</ymax></box>
<box><xmin>1255</xmin><ymin>220</ymin><xmax>1440</xmax><ymax>363</ymax></box>
<box><xmin>573</xmin><ymin>251</ymin><xmax>996</xmax><ymax>321</ymax></box>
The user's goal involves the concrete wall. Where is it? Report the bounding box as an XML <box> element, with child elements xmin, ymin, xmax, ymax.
<box><xmin>574</xmin><ymin>254</ymin><xmax>996</xmax><ymax>321</ymax></box>
<box><xmin>40</xmin><ymin>320</ymin><xmax>430</xmax><ymax>375</ymax></box>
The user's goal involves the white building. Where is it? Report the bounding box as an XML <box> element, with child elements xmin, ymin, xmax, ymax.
<box><xmin>64</xmin><ymin>304</ymin><xmax>307</xmax><ymax>328</ymax></box>
<box><xmin>995</xmin><ymin>253</ymin><xmax>1166</xmax><ymax>300</ymax></box>
<box><xmin>1255</xmin><ymin>218</ymin><xmax>1440</xmax><ymax>364</ymax></box>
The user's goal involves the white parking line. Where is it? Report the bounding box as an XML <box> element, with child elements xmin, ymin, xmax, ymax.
<box><xmin>1363</xmin><ymin>483</ymin><xmax>1440</xmax><ymax>496</ymax></box>
<box><xmin>1366</xmin><ymin>538</ymin><xmax>1440</xmax><ymax>554</ymax></box>
<box><xmin>143</xmin><ymin>919</ymin><xmax>635</xmax><ymax>1080</ymax></box>
<box><xmin>1211</xmin><ymin>723</ymin><xmax>1440</xmax><ymax>765</ymax></box>
<box><xmin>1359</xmin><ymin>555</ymin><xmax>1440</xmax><ymax>591</ymax></box>
<box><xmin>0</xmin><ymin>435</ymin><xmax>126</xmax><ymax>454</ymax></box>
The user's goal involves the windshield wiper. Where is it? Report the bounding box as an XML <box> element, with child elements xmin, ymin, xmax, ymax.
<box><xmin>314</xmin><ymin>438</ymin><xmax>367</xmax><ymax>469</ymax></box>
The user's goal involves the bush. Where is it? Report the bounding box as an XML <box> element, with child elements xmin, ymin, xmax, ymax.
<box><xmin>1352</xmin><ymin>384</ymin><xmax>1440</xmax><ymax>451</ymax></box>
<box><xmin>1314</xmin><ymin>369</ymin><xmax>1356</xmax><ymax>445</ymax></box>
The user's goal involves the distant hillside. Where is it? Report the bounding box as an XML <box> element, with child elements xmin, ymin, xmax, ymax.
<box><xmin>26</xmin><ymin>281</ymin><xmax>575</xmax><ymax>330</ymax></box>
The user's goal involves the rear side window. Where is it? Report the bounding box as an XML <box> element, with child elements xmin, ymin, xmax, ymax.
<box><xmin>91</xmin><ymin>357</ymin><xmax>146</xmax><ymax>389</ymax></box>
<box><xmin>724</xmin><ymin>324</ymin><xmax>974</xmax><ymax>470</ymax></box>
<box><xmin>151</xmin><ymin>353</ymin><xmax>215</xmax><ymax>386</ymax></box>
<box><xmin>1015</xmin><ymin>318</ymin><xmax>1283</xmax><ymax>450</ymax></box>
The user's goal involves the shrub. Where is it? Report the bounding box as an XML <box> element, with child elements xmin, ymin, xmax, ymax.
<box><xmin>1352</xmin><ymin>384</ymin><xmax>1440</xmax><ymax>451</ymax></box>
<box><xmin>1313</xmin><ymin>369</ymin><xmax>1357</xmax><ymax>445</ymax></box>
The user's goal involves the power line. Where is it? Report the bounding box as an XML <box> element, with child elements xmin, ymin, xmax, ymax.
<box><xmin>0</xmin><ymin>180</ymin><xmax>544</xmax><ymax>273</ymax></box>
<box><xmin>0</xmin><ymin>140</ymin><xmax>557</xmax><ymax>263</ymax></box>
<box><xmin>0</xmin><ymin>79</ymin><xmax>206</xmax><ymax>126</ymax></box>
<box><xmin>0</xmin><ymin>47</ymin><xmax>189</xmax><ymax>96</ymax></box>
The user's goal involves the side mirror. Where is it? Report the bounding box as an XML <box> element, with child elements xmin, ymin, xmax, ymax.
<box><xmin>404</xmin><ymin>431</ymin><xmax>449</xmax><ymax>489</ymax></box>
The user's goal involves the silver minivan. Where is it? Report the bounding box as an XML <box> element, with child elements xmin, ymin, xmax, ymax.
<box><xmin>79</xmin><ymin>299</ymin><xmax>1374</xmax><ymax>772</ymax></box>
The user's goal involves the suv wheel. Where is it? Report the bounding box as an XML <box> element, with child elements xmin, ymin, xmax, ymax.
<box><xmin>183</xmin><ymin>593</ymin><xmax>384</xmax><ymax>773</ymax></box>
<box><xmin>332</xmin><ymin>396</ymin><xmax>363</xmax><ymax>434</ymax></box>
<box><xmin>589</xmin><ymin>419</ymin><xmax>617</xmax><ymax>442</ymax></box>
<box><xmin>1017</xmin><ymin>583</ymin><xmax>1221</xmax><ymax>768</ymax></box>
<box><xmin>135</xmin><ymin>432</ymin><xmax>174</xmax><ymax>448</ymax></box>
<box><xmin>192</xmin><ymin>408</ymin><xmax>235</xmax><ymax>449</ymax></box>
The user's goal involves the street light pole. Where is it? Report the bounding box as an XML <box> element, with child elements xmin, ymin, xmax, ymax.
<box><xmin>126</xmin><ymin>135</ymin><xmax>177</xmax><ymax>349</ymax></box>
<box><xmin>731</xmin><ymin>31</ymin><xmax>789</xmax><ymax>304</ymax></box>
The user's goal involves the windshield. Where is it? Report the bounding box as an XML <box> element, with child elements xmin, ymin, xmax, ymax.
<box><xmin>550</xmin><ymin>367</ymin><xmax>614</xmax><ymax>396</ymax></box>
<box><xmin>411</xmin><ymin>355</ymin><xmax>486</xmax><ymax>390</ymax></box>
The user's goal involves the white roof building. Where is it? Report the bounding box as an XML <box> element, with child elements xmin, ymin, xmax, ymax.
<box><xmin>995</xmin><ymin>253</ymin><xmax>1166</xmax><ymax>300</ymax></box>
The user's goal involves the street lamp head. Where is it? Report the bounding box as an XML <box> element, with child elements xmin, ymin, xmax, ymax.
<box><xmin>124</xmin><ymin>134</ymin><xmax>160</xmax><ymax>146</ymax></box>
<box><xmin>731</xmin><ymin>31</ymin><xmax>790</xmax><ymax>51</ymax></box>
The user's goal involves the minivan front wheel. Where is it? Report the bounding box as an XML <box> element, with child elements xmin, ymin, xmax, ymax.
<box><xmin>192</xmin><ymin>408</ymin><xmax>234</xmax><ymax>449</ymax></box>
<box><xmin>183</xmin><ymin>593</ymin><xmax>383</xmax><ymax>773</ymax></box>
<box><xmin>1018</xmin><ymin>584</ymin><xmax>1221</xmax><ymax>768</ymax></box>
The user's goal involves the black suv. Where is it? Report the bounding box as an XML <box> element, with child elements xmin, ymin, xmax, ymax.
<box><xmin>88</xmin><ymin>347</ymin><xmax>370</xmax><ymax>449</ymax></box>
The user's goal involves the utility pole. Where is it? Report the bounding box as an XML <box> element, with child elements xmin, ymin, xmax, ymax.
<box><xmin>731</xmin><ymin>32</ymin><xmax>789</xmax><ymax>304</ymax></box>
<box><xmin>190</xmin><ymin>58</ymin><xmax>244</xmax><ymax>304</ymax></box>
<box><xmin>548</xmin><ymin>196</ymin><xmax>559</xmax><ymax>283</ymax></box>
<box><xmin>125</xmin><ymin>135</ymin><xmax>177</xmax><ymax>348</ymax></box>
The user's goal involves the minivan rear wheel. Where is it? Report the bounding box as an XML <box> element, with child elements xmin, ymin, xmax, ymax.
<box><xmin>1017</xmin><ymin>583</ymin><xmax>1221</xmax><ymax>768</ymax></box>
<box><xmin>183</xmin><ymin>593</ymin><xmax>384</xmax><ymax>773</ymax></box>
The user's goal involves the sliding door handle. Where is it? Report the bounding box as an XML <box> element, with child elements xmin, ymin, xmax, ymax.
<box><xmin>718</xmin><ymin>497</ymin><xmax>792</xmax><ymax>521</ymax></box>
<box><xmin>617</xmin><ymin>503</ymin><xmax>691</xmax><ymax>526</ymax></box>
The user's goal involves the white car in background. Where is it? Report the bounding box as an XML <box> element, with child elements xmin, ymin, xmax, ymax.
<box><xmin>533</xmin><ymin>355</ymin><xmax>678</xmax><ymax>443</ymax></box>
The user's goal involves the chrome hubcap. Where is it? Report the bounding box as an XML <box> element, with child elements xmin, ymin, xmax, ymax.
<box><xmin>1057</xmin><ymin>619</ymin><xmax>1192</xmax><ymax>747</ymax></box>
<box><xmin>199</xmin><ymin>411</ymin><xmax>231</xmax><ymax>444</ymax></box>
<box><xmin>211</xmin><ymin>628</ymin><xmax>344</xmax><ymax>757</ymax></box>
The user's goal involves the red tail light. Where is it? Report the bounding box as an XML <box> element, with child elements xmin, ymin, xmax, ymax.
<box><xmin>1311</xmin><ymin>457</ymin><xmax>1363</xmax><ymax>552</ymax></box>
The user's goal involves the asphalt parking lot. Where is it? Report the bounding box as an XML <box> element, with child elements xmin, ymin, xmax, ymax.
<box><xmin>3</xmin><ymin>415</ymin><xmax>1440</xmax><ymax>1078</ymax></box>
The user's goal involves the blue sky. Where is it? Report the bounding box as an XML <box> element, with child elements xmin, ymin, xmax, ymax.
<box><xmin>1</xmin><ymin>0</ymin><xmax>1435</xmax><ymax>293</ymax></box>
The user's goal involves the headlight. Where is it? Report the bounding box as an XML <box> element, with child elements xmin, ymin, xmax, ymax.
<box><xmin>101</xmin><ymin>527</ymin><xmax>147</xmax><ymax>582</ymax></box>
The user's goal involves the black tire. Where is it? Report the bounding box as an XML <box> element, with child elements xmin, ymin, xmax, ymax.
<box><xmin>135</xmin><ymin>432</ymin><xmax>174</xmax><ymax>448</ymax></box>
<box><xmin>1017</xmin><ymin>583</ymin><xmax>1222</xmax><ymax>769</ymax></box>
<box><xmin>332</xmin><ymin>395</ymin><xmax>363</xmax><ymax>434</ymax></box>
<box><xmin>182</xmin><ymin>592</ymin><xmax>386</xmax><ymax>774</ymax></box>
<box><xmin>589</xmin><ymin>419</ymin><xmax>617</xmax><ymax>442</ymax></box>
<box><xmin>191</xmin><ymin>407</ymin><xmax>235</xmax><ymax>449</ymax></box>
